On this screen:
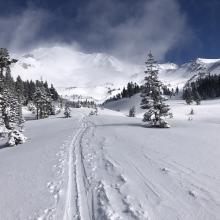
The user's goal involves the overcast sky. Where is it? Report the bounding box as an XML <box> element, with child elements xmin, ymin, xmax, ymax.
<box><xmin>0</xmin><ymin>0</ymin><xmax>219</xmax><ymax>63</ymax></box>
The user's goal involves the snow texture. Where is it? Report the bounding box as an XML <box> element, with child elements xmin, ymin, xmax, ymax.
<box><xmin>0</xmin><ymin>99</ymin><xmax>220</xmax><ymax>219</ymax></box>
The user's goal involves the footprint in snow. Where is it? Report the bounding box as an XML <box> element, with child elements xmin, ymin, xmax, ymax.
<box><xmin>160</xmin><ymin>167</ymin><xmax>170</xmax><ymax>174</ymax></box>
<box><xmin>188</xmin><ymin>190</ymin><xmax>196</xmax><ymax>198</ymax></box>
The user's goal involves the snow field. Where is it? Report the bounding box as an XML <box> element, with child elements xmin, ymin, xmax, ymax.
<box><xmin>1</xmin><ymin>100</ymin><xmax>220</xmax><ymax>219</ymax></box>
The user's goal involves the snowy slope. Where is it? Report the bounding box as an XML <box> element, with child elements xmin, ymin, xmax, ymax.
<box><xmin>0</xmin><ymin>110</ymin><xmax>87</xmax><ymax>219</ymax></box>
<box><xmin>10</xmin><ymin>45</ymin><xmax>220</xmax><ymax>101</ymax></box>
<box><xmin>104</xmin><ymin>92</ymin><xmax>220</xmax><ymax>123</ymax></box>
<box><xmin>11</xmin><ymin>46</ymin><xmax>139</xmax><ymax>101</ymax></box>
<box><xmin>90</xmin><ymin>107</ymin><xmax>220</xmax><ymax>220</ymax></box>
<box><xmin>131</xmin><ymin>58</ymin><xmax>220</xmax><ymax>90</ymax></box>
<box><xmin>1</xmin><ymin>101</ymin><xmax>220</xmax><ymax>219</ymax></box>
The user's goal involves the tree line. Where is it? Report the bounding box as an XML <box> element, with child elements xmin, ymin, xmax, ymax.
<box><xmin>183</xmin><ymin>73</ymin><xmax>220</xmax><ymax>104</ymax></box>
<box><xmin>104</xmin><ymin>82</ymin><xmax>141</xmax><ymax>104</ymax></box>
<box><xmin>0</xmin><ymin>48</ymin><xmax>60</xmax><ymax>145</ymax></box>
<box><xmin>194</xmin><ymin>74</ymin><xmax>220</xmax><ymax>99</ymax></box>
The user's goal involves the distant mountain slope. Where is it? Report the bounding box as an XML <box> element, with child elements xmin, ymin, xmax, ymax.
<box><xmin>131</xmin><ymin>58</ymin><xmax>220</xmax><ymax>89</ymax></box>
<box><xmin>104</xmin><ymin>93</ymin><xmax>143</xmax><ymax>116</ymax></box>
<box><xmin>10</xmin><ymin>45</ymin><xmax>220</xmax><ymax>102</ymax></box>
<box><xmin>11</xmin><ymin>46</ymin><xmax>139</xmax><ymax>101</ymax></box>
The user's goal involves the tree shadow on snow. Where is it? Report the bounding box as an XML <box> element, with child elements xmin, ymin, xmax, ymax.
<box><xmin>96</xmin><ymin>123</ymin><xmax>170</xmax><ymax>129</ymax></box>
<box><xmin>0</xmin><ymin>142</ymin><xmax>9</xmax><ymax>150</ymax></box>
<box><xmin>96</xmin><ymin>123</ymin><xmax>146</xmax><ymax>128</ymax></box>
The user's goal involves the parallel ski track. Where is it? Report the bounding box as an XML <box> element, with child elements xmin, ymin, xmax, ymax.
<box><xmin>63</xmin><ymin>115</ymin><xmax>93</xmax><ymax>220</ymax></box>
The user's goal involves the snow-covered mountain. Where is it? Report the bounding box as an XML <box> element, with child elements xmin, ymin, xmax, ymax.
<box><xmin>11</xmin><ymin>45</ymin><xmax>220</xmax><ymax>102</ymax></box>
<box><xmin>11</xmin><ymin>46</ymin><xmax>141</xmax><ymax>102</ymax></box>
<box><xmin>131</xmin><ymin>58</ymin><xmax>220</xmax><ymax>89</ymax></box>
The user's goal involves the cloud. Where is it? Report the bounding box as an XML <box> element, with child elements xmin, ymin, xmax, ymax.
<box><xmin>0</xmin><ymin>0</ymin><xmax>193</xmax><ymax>63</ymax></box>
<box><xmin>0</xmin><ymin>8</ymin><xmax>50</xmax><ymax>52</ymax></box>
<box><xmin>76</xmin><ymin>0</ymin><xmax>193</xmax><ymax>62</ymax></box>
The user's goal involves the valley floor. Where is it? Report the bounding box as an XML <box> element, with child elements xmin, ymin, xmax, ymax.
<box><xmin>0</xmin><ymin>102</ymin><xmax>220</xmax><ymax>220</ymax></box>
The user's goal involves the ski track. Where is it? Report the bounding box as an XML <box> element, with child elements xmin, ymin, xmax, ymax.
<box><xmin>37</xmin><ymin>111</ymin><xmax>220</xmax><ymax>220</ymax></box>
<box><xmin>63</xmin><ymin>115</ymin><xmax>91</xmax><ymax>220</ymax></box>
<box><xmin>61</xmin><ymin>114</ymin><xmax>149</xmax><ymax>220</ymax></box>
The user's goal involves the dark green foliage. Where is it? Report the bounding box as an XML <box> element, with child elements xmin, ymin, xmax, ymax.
<box><xmin>183</xmin><ymin>74</ymin><xmax>220</xmax><ymax>104</ymax></box>
<box><xmin>50</xmin><ymin>84</ymin><xmax>59</xmax><ymax>101</ymax></box>
<box><xmin>64</xmin><ymin>104</ymin><xmax>71</xmax><ymax>118</ymax></box>
<box><xmin>128</xmin><ymin>106</ymin><xmax>135</xmax><ymax>117</ymax></box>
<box><xmin>183</xmin><ymin>87</ymin><xmax>193</xmax><ymax>105</ymax></box>
<box><xmin>183</xmin><ymin>73</ymin><xmax>220</xmax><ymax>104</ymax></box>
<box><xmin>191</xmin><ymin>83</ymin><xmax>201</xmax><ymax>105</ymax></box>
<box><xmin>18</xmin><ymin>79</ymin><xmax>59</xmax><ymax>105</ymax></box>
<box><xmin>34</xmin><ymin>82</ymin><xmax>53</xmax><ymax>119</ymax></box>
<box><xmin>104</xmin><ymin>82</ymin><xmax>141</xmax><ymax>104</ymax></box>
<box><xmin>66</xmin><ymin>99</ymin><xmax>95</xmax><ymax>108</ymax></box>
<box><xmin>140</xmin><ymin>52</ymin><xmax>171</xmax><ymax>128</ymax></box>
<box><xmin>195</xmin><ymin>74</ymin><xmax>220</xmax><ymax>99</ymax></box>
<box><xmin>0</xmin><ymin>49</ymin><xmax>19</xmax><ymax>130</ymax></box>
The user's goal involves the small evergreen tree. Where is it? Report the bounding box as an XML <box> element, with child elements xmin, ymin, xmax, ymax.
<box><xmin>50</xmin><ymin>84</ymin><xmax>59</xmax><ymax>101</ymax></box>
<box><xmin>175</xmin><ymin>86</ymin><xmax>179</xmax><ymax>95</ymax></box>
<box><xmin>192</xmin><ymin>85</ymin><xmax>201</xmax><ymax>105</ymax></box>
<box><xmin>64</xmin><ymin>104</ymin><xmax>71</xmax><ymax>118</ymax></box>
<box><xmin>183</xmin><ymin>87</ymin><xmax>193</xmax><ymax>105</ymax></box>
<box><xmin>189</xmin><ymin>108</ymin><xmax>194</xmax><ymax>115</ymax></box>
<box><xmin>128</xmin><ymin>106</ymin><xmax>135</xmax><ymax>117</ymax></box>
<box><xmin>34</xmin><ymin>82</ymin><xmax>52</xmax><ymax>119</ymax></box>
<box><xmin>140</xmin><ymin>52</ymin><xmax>171</xmax><ymax>128</ymax></box>
<box><xmin>94</xmin><ymin>106</ymin><xmax>98</xmax><ymax>115</ymax></box>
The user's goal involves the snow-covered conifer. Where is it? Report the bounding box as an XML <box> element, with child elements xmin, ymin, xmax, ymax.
<box><xmin>94</xmin><ymin>106</ymin><xmax>98</xmax><ymax>115</ymax></box>
<box><xmin>0</xmin><ymin>48</ymin><xmax>26</xmax><ymax>145</ymax></box>
<box><xmin>140</xmin><ymin>52</ymin><xmax>171</xmax><ymax>128</ymax></box>
<box><xmin>64</xmin><ymin>104</ymin><xmax>71</xmax><ymax>118</ymax></box>
<box><xmin>34</xmin><ymin>83</ymin><xmax>52</xmax><ymax>119</ymax></box>
<box><xmin>8</xmin><ymin>129</ymin><xmax>27</xmax><ymax>146</ymax></box>
<box><xmin>189</xmin><ymin>108</ymin><xmax>194</xmax><ymax>115</ymax></box>
<box><xmin>192</xmin><ymin>88</ymin><xmax>201</xmax><ymax>105</ymax></box>
<box><xmin>129</xmin><ymin>106</ymin><xmax>135</xmax><ymax>117</ymax></box>
<box><xmin>183</xmin><ymin>87</ymin><xmax>193</xmax><ymax>105</ymax></box>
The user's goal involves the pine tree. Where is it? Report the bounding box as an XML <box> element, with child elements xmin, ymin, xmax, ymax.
<box><xmin>192</xmin><ymin>86</ymin><xmax>201</xmax><ymax>105</ymax></box>
<box><xmin>183</xmin><ymin>87</ymin><xmax>193</xmax><ymax>105</ymax></box>
<box><xmin>140</xmin><ymin>52</ymin><xmax>171</xmax><ymax>128</ymax></box>
<box><xmin>175</xmin><ymin>86</ymin><xmax>179</xmax><ymax>95</ymax></box>
<box><xmin>64</xmin><ymin>104</ymin><xmax>71</xmax><ymax>118</ymax></box>
<box><xmin>94</xmin><ymin>106</ymin><xmax>98</xmax><ymax>115</ymax></box>
<box><xmin>0</xmin><ymin>49</ymin><xmax>18</xmax><ymax>130</ymax></box>
<box><xmin>189</xmin><ymin>108</ymin><xmax>194</xmax><ymax>115</ymax></box>
<box><xmin>0</xmin><ymin>48</ymin><xmax>26</xmax><ymax>145</ymax></box>
<box><xmin>15</xmin><ymin>76</ymin><xmax>24</xmax><ymax>102</ymax></box>
<box><xmin>127</xmin><ymin>82</ymin><xmax>134</xmax><ymax>97</ymax></box>
<box><xmin>128</xmin><ymin>106</ymin><xmax>135</xmax><ymax>117</ymax></box>
<box><xmin>50</xmin><ymin>84</ymin><xmax>59</xmax><ymax>101</ymax></box>
<box><xmin>34</xmin><ymin>83</ymin><xmax>52</xmax><ymax>119</ymax></box>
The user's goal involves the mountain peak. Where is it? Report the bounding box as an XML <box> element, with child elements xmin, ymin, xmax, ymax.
<box><xmin>196</xmin><ymin>58</ymin><xmax>220</xmax><ymax>64</ymax></box>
